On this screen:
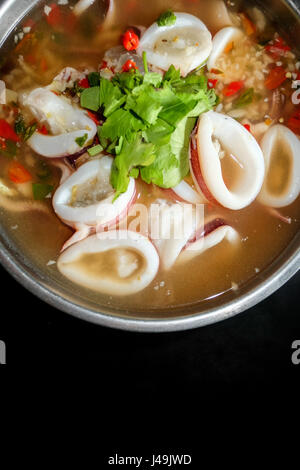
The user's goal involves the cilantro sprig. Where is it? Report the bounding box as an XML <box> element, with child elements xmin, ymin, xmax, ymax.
<box><xmin>79</xmin><ymin>55</ymin><xmax>217</xmax><ymax>198</ymax></box>
<box><xmin>156</xmin><ymin>10</ymin><xmax>177</xmax><ymax>27</ymax></box>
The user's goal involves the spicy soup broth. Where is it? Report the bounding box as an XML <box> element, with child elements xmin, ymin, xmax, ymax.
<box><xmin>0</xmin><ymin>0</ymin><xmax>299</xmax><ymax>313</ymax></box>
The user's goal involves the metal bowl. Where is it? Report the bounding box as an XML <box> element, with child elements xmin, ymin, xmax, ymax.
<box><xmin>0</xmin><ymin>0</ymin><xmax>299</xmax><ymax>332</ymax></box>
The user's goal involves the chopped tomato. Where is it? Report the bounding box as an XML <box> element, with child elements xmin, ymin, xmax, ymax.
<box><xmin>8</xmin><ymin>162</ymin><xmax>32</xmax><ymax>184</ymax></box>
<box><xmin>240</xmin><ymin>13</ymin><xmax>256</xmax><ymax>36</ymax></box>
<box><xmin>264</xmin><ymin>66</ymin><xmax>287</xmax><ymax>90</ymax></box>
<box><xmin>78</xmin><ymin>78</ymin><xmax>90</xmax><ymax>88</ymax></box>
<box><xmin>87</xmin><ymin>110</ymin><xmax>101</xmax><ymax>125</ymax></box>
<box><xmin>287</xmin><ymin>108</ymin><xmax>300</xmax><ymax>134</ymax></box>
<box><xmin>38</xmin><ymin>125</ymin><xmax>49</xmax><ymax>135</ymax></box>
<box><xmin>208</xmin><ymin>79</ymin><xmax>218</xmax><ymax>89</ymax></box>
<box><xmin>122</xmin><ymin>60</ymin><xmax>138</xmax><ymax>72</ymax></box>
<box><xmin>265</xmin><ymin>36</ymin><xmax>291</xmax><ymax>58</ymax></box>
<box><xmin>243</xmin><ymin>124</ymin><xmax>251</xmax><ymax>133</ymax></box>
<box><xmin>46</xmin><ymin>4</ymin><xmax>62</xmax><ymax>27</ymax></box>
<box><xmin>223</xmin><ymin>81</ymin><xmax>244</xmax><ymax>97</ymax></box>
<box><xmin>0</xmin><ymin>119</ymin><xmax>20</xmax><ymax>142</ymax></box>
<box><xmin>122</xmin><ymin>29</ymin><xmax>139</xmax><ymax>51</ymax></box>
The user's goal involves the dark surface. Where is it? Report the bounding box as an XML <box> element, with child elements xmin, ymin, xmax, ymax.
<box><xmin>0</xmin><ymin>263</ymin><xmax>299</xmax><ymax>387</ymax></box>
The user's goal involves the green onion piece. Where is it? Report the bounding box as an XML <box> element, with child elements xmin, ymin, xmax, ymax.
<box><xmin>75</xmin><ymin>133</ymin><xmax>88</xmax><ymax>147</ymax></box>
<box><xmin>32</xmin><ymin>183</ymin><xmax>53</xmax><ymax>200</ymax></box>
<box><xmin>142</xmin><ymin>51</ymin><xmax>148</xmax><ymax>74</ymax></box>
<box><xmin>87</xmin><ymin>144</ymin><xmax>104</xmax><ymax>156</ymax></box>
<box><xmin>235</xmin><ymin>88</ymin><xmax>254</xmax><ymax>108</ymax></box>
<box><xmin>156</xmin><ymin>10</ymin><xmax>177</xmax><ymax>27</ymax></box>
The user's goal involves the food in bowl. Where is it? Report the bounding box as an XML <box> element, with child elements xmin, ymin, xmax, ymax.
<box><xmin>0</xmin><ymin>0</ymin><xmax>299</xmax><ymax>311</ymax></box>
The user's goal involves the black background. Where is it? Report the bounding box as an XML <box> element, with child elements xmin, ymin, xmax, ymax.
<box><xmin>1</xmin><ymin>263</ymin><xmax>299</xmax><ymax>388</ymax></box>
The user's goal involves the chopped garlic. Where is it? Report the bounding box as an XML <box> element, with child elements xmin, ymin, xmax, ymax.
<box><xmin>44</xmin><ymin>5</ymin><xmax>52</xmax><ymax>16</ymax></box>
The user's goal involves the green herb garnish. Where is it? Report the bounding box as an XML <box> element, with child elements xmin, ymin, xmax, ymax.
<box><xmin>234</xmin><ymin>88</ymin><xmax>254</xmax><ymax>108</ymax></box>
<box><xmin>14</xmin><ymin>114</ymin><xmax>37</xmax><ymax>141</ymax></box>
<box><xmin>75</xmin><ymin>133</ymin><xmax>88</xmax><ymax>147</ymax></box>
<box><xmin>32</xmin><ymin>183</ymin><xmax>53</xmax><ymax>200</ymax></box>
<box><xmin>88</xmin><ymin>72</ymin><xmax>101</xmax><ymax>87</ymax></box>
<box><xmin>87</xmin><ymin>144</ymin><xmax>104</xmax><ymax>156</ymax></box>
<box><xmin>78</xmin><ymin>55</ymin><xmax>217</xmax><ymax>197</ymax></box>
<box><xmin>156</xmin><ymin>10</ymin><xmax>177</xmax><ymax>27</ymax></box>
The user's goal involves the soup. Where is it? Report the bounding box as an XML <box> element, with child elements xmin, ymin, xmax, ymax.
<box><xmin>0</xmin><ymin>0</ymin><xmax>299</xmax><ymax>312</ymax></box>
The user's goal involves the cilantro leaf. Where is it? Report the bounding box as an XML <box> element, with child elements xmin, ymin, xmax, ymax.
<box><xmin>99</xmin><ymin>108</ymin><xmax>145</xmax><ymax>145</ymax></box>
<box><xmin>110</xmin><ymin>135</ymin><xmax>156</xmax><ymax>198</ymax></box>
<box><xmin>75</xmin><ymin>133</ymin><xmax>88</xmax><ymax>147</ymax></box>
<box><xmin>99</xmin><ymin>78</ymin><xmax>126</xmax><ymax>117</ymax></box>
<box><xmin>80</xmin><ymin>86</ymin><xmax>100</xmax><ymax>112</ymax></box>
<box><xmin>157</xmin><ymin>10</ymin><xmax>177</xmax><ymax>27</ymax></box>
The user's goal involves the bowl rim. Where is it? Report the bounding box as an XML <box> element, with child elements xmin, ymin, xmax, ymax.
<box><xmin>0</xmin><ymin>0</ymin><xmax>299</xmax><ymax>332</ymax></box>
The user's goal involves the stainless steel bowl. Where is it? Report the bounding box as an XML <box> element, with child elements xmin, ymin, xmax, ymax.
<box><xmin>0</xmin><ymin>0</ymin><xmax>299</xmax><ymax>332</ymax></box>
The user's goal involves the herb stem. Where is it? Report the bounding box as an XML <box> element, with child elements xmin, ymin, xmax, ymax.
<box><xmin>142</xmin><ymin>51</ymin><xmax>148</xmax><ymax>74</ymax></box>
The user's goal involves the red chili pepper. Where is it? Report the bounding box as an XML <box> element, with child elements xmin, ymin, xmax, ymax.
<box><xmin>78</xmin><ymin>78</ymin><xmax>90</xmax><ymax>89</ymax></box>
<box><xmin>265</xmin><ymin>36</ymin><xmax>291</xmax><ymax>58</ymax></box>
<box><xmin>8</xmin><ymin>162</ymin><xmax>32</xmax><ymax>184</ymax></box>
<box><xmin>122</xmin><ymin>29</ymin><xmax>139</xmax><ymax>51</ymax></box>
<box><xmin>87</xmin><ymin>110</ymin><xmax>101</xmax><ymax>125</ymax></box>
<box><xmin>37</xmin><ymin>125</ymin><xmax>49</xmax><ymax>135</ymax></box>
<box><xmin>122</xmin><ymin>60</ymin><xmax>138</xmax><ymax>72</ymax></box>
<box><xmin>0</xmin><ymin>119</ymin><xmax>20</xmax><ymax>142</ymax></box>
<box><xmin>208</xmin><ymin>79</ymin><xmax>218</xmax><ymax>89</ymax></box>
<box><xmin>264</xmin><ymin>66</ymin><xmax>287</xmax><ymax>90</ymax></box>
<box><xmin>287</xmin><ymin>108</ymin><xmax>300</xmax><ymax>134</ymax></box>
<box><xmin>46</xmin><ymin>4</ymin><xmax>62</xmax><ymax>27</ymax></box>
<box><xmin>100</xmin><ymin>60</ymin><xmax>108</xmax><ymax>70</ymax></box>
<box><xmin>223</xmin><ymin>81</ymin><xmax>244</xmax><ymax>97</ymax></box>
<box><xmin>243</xmin><ymin>124</ymin><xmax>251</xmax><ymax>133</ymax></box>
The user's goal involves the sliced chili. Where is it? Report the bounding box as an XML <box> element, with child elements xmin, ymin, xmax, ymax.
<box><xmin>223</xmin><ymin>81</ymin><xmax>244</xmax><ymax>97</ymax></box>
<box><xmin>122</xmin><ymin>59</ymin><xmax>138</xmax><ymax>72</ymax></box>
<box><xmin>78</xmin><ymin>78</ymin><xmax>90</xmax><ymax>89</ymax></box>
<box><xmin>122</xmin><ymin>29</ymin><xmax>139</xmax><ymax>51</ymax></box>
<box><xmin>37</xmin><ymin>125</ymin><xmax>49</xmax><ymax>135</ymax></box>
<box><xmin>208</xmin><ymin>79</ymin><xmax>218</xmax><ymax>89</ymax></box>
<box><xmin>265</xmin><ymin>36</ymin><xmax>291</xmax><ymax>58</ymax></box>
<box><xmin>46</xmin><ymin>4</ymin><xmax>62</xmax><ymax>27</ymax></box>
<box><xmin>287</xmin><ymin>108</ymin><xmax>300</xmax><ymax>134</ymax></box>
<box><xmin>87</xmin><ymin>110</ymin><xmax>101</xmax><ymax>125</ymax></box>
<box><xmin>0</xmin><ymin>119</ymin><xmax>20</xmax><ymax>142</ymax></box>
